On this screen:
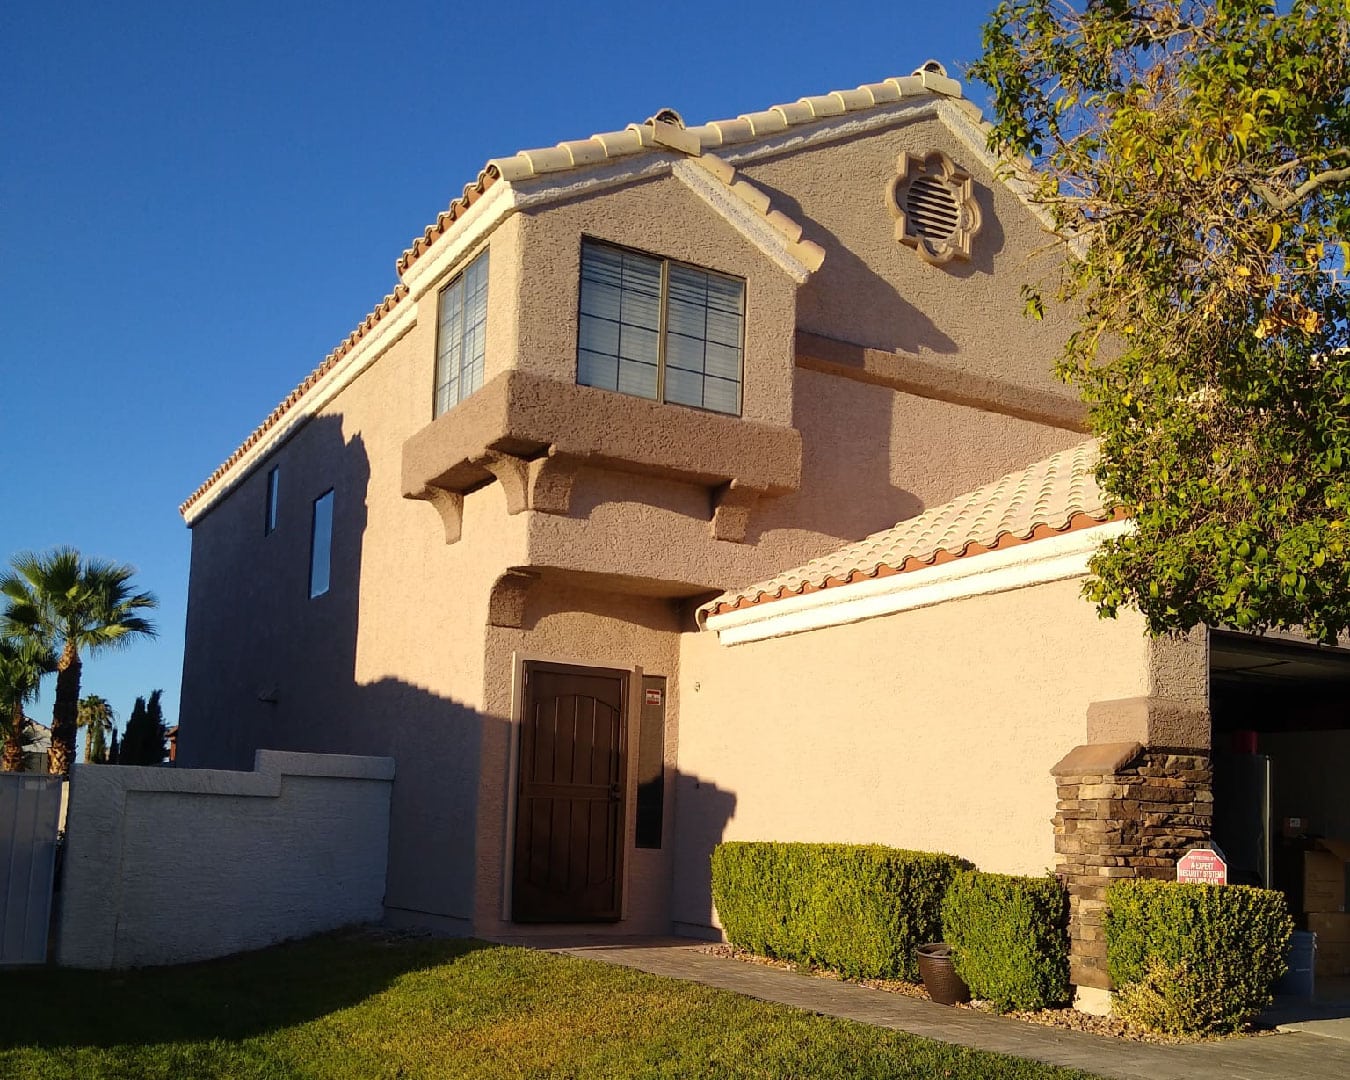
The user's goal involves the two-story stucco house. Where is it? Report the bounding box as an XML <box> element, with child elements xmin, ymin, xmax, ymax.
<box><xmin>178</xmin><ymin>65</ymin><xmax>1350</xmax><ymax>993</ymax></box>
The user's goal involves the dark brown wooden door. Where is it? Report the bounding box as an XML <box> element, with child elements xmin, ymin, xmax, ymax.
<box><xmin>512</xmin><ymin>663</ymin><xmax>628</xmax><ymax>922</ymax></box>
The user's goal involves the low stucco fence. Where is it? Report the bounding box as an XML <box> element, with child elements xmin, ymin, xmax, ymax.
<box><xmin>55</xmin><ymin>750</ymin><xmax>394</xmax><ymax>969</ymax></box>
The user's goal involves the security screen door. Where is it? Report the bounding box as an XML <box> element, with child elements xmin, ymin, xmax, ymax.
<box><xmin>512</xmin><ymin>663</ymin><xmax>628</xmax><ymax>922</ymax></box>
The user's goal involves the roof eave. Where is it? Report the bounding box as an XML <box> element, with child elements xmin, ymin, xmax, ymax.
<box><xmin>701</xmin><ymin>518</ymin><xmax>1129</xmax><ymax>645</ymax></box>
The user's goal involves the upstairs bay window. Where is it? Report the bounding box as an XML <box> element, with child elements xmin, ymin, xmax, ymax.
<box><xmin>576</xmin><ymin>240</ymin><xmax>744</xmax><ymax>416</ymax></box>
<box><xmin>434</xmin><ymin>251</ymin><xmax>489</xmax><ymax>417</ymax></box>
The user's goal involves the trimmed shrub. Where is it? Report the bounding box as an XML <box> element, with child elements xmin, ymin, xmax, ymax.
<box><xmin>941</xmin><ymin>871</ymin><xmax>1070</xmax><ymax>1012</ymax></box>
<box><xmin>710</xmin><ymin>842</ymin><xmax>972</xmax><ymax>982</ymax></box>
<box><xmin>1104</xmin><ymin>879</ymin><xmax>1294</xmax><ymax>1035</ymax></box>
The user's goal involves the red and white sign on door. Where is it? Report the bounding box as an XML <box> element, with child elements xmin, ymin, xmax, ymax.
<box><xmin>1176</xmin><ymin>847</ymin><xmax>1228</xmax><ymax>885</ymax></box>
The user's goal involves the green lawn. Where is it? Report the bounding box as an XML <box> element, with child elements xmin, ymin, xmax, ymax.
<box><xmin>0</xmin><ymin>931</ymin><xmax>1104</xmax><ymax>1079</ymax></box>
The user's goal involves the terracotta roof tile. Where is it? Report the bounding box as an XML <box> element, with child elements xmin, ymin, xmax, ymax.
<box><xmin>390</xmin><ymin>64</ymin><xmax>959</xmax><ymax>280</ymax></box>
<box><xmin>704</xmin><ymin>440</ymin><xmax>1120</xmax><ymax>616</ymax></box>
<box><xmin>177</xmin><ymin>283</ymin><xmax>408</xmax><ymax>517</ymax></box>
<box><xmin>184</xmin><ymin>64</ymin><xmax>961</xmax><ymax>519</ymax></box>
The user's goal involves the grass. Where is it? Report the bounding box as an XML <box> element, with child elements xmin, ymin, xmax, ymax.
<box><xmin>0</xmin><ymin>930</ymin><xmax>1107</xmax><ymax>1079</ymax></box>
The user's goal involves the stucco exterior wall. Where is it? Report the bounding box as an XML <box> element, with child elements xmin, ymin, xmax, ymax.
<box><xmin>673</xmin><ymin>577</ymin><xmax>1152</xmax><ymax>934</ymax></box>
<box><xmin>741</xmin><ymin>114</ymin><xmax>1080</xmax><ymax>401</ymax></box>
<box><xmin>178</xmin><ymin>100</ymin><xmax>1100</xmax><ymax>938</ymax></box>
<box><xmin>511</xmin><ymin>175</ymin><xmax>798</xmax><ymax>428</ymax></box>
<box><xmin>178</xmin><ymin>231</ymin><xmax>530</xmax><ymax>929</ymax></box>
<box><xmin>476</xmin><ymin>580</ymin><xmax>683</xmax><ymax>937</ymax></box>
<box><xmin>56</xmin><ymin>751</ymin><xmax>394</xmax><ymax>969</ymax></box>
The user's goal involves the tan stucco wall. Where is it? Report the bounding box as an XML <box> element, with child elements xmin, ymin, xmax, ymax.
<box><xmin>179</xmin><ymin>256</ymin><xmax>532</xmax><ymax>928</ymax></box>
<box><xmin>510</xmin><ymin>175</ymin><xmax>797</xmax><ymax>428</ymax></box>
<box><xmin>477</xmin><ymin>580</ymin><xmax>683</xmax><ymax>937</ymax></box>
<box><xmin>742</xmin><ymin>115</ymin><xmax>1080</xmax><ymax>400</ymax></box>
<box><xmin>673</xmin><ymin>577</ymin><xmax>1153</xmax><ymax>933</ymax></box>
<box><xmin>182</xmin><ymin>105</ymin><xmax>1100</xmax><ymax>935</ymax></box>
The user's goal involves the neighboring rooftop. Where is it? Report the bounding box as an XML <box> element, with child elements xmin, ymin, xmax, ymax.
<box><xmin>703</xmin><ymin>440</ymin><xmax>1122</xmax><ymax>618</ymax></box>
<box><xmin>179</xmin><ymin>64</ymin><xmax>965</xmax><ymax>520</ymax></box>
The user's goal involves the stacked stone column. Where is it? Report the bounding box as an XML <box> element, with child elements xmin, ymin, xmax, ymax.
<box><xmin>1051</xmin><ymin>738</ymin><xmax>1212</xmax><ymax>989</ymax></box>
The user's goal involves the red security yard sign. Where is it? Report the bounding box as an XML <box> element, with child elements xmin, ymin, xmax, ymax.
<box><xmin>1176</xmin><ymin>847</ymin><xmax>1228</xmax><ymax>885</ymax></box>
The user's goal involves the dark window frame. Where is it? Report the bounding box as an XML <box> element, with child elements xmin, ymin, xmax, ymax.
<box><xmin>264</xmin><ymin>465</ymin><xmax>280</xmax><ymax>536</ymax></box>
<box><xmin>308</xmin><ymin>489</ymin><xmax>334</xmax><ymax>599</ymax></box>
<box><xmin>575</xmin><ymin>237</ymin><xmax>746</xmax><ymax>417</ymax></box>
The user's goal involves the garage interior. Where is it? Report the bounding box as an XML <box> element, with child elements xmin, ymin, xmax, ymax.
<box><xmin>1210</xmin><ymin>630</ymin><xmax>1350</xmax><ymax>1007</ymax></box>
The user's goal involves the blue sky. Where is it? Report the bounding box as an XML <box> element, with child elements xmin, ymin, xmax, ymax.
<box><xmin>1</xmin><ymin>1</ymin><xmax>998</xmax><ymax>735</ymax></box>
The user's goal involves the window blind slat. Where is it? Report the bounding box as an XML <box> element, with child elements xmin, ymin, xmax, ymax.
<box><xmin>576</xmin><ymin>239</ymin><xmax>742</xmax><ymax>415</ymax></box>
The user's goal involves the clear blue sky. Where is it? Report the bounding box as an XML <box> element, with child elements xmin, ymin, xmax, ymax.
<box><xmin>2</xmin><ymin>1</ymin><xmax>997</xmax><ymax>735</ymax></box>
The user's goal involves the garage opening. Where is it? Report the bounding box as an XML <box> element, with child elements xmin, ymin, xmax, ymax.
<box><xmin>1210</xmin><ymin>631</ymin><xmax>1350</xmax><ymax>1005</ymax></box>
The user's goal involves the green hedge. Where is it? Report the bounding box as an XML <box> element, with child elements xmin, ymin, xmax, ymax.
<box><xmin>941</xmin><ymin>871</ymin><xmax>1070</xmax><ymax>1012</ymax></box>
<box><xmin>1104</xmin><ymin>879</ymin><xmax>1293</xmax><ymax>1035</ymax></box>
<box><xmin>710</xmin><ymin>842</ymin><xmax>971</xmax><ymax>982</ymax></box>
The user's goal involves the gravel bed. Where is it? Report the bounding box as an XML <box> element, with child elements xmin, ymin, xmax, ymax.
<box><xmin>700</xmin><ymin>944</ymin><xmax>1272</xmax><ymax>1043</ymax></box>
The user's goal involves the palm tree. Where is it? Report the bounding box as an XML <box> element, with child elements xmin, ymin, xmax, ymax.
<box><xmin>1</xmin><ymin>548</ymin><xmax>157</xmax><ymax>775</ymax></box>
<box><xmin>0</xmin><ymin>635</ymin><xmax>56</xmax><ymax>772</ymax></box>
<box><xmin>77</xmin><ymin>694</ymin><xmax>115</xmax><ymax>764</ymax></box>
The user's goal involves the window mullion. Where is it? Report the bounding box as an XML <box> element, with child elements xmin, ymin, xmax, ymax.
<box><xmin>656</xmin><ymin>258</ymin><xmax>670</xmax><ymax>404</ymax></box>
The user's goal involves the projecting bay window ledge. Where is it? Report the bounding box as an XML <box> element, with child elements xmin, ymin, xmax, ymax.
<box><xmin>402</xmin><ymin>370</ymin><xmax>802</xmax><ymax>543</ymax></box>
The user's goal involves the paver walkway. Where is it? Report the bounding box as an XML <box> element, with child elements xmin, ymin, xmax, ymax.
<box><xmin>555</xmin><ymin>941</ymin><xmax>1350</xmax><ymax>1080</ymax></box>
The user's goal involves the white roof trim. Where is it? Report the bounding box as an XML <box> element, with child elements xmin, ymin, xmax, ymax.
<box><xmin>182</xmin><ymin>297</ymin><xmax>418</xmax><ymax>525</ymax></box>
<box><xmin>670</xmin><ymin>160</ymin><xmax>816</xmax><ymax>283</ymax></box>
<box><xmin>399</xmin><ymin>179</ymin><xmax>519</xmax><ymax>300</ymax></box>
<box><xmin>703</xmin><ymin>520</ymin><xmax>1129</xmax><ymax>645</ymax></box>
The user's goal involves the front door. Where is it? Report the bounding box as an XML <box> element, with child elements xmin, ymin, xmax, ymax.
<box><xmin>512</xmin><ymin>663</ymin><xmax>628</xmax><ymax>922</ymax></box>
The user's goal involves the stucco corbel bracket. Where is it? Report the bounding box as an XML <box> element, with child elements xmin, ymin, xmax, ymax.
<box><xmin>481</xmin><ymin>450</ymin><xmax>578</xmax><ymax>516</ymax></box>
<box><xmin>407</xmin><ymin>486</ymin><xmax>464</xmax><ymax>545</ymax></box>
<box><xmin>488</xmin><ymin>569</ymin><xmax>540</xmax><ymax>628</ymax></box>
<box><xmin>480</xmin><ymin>452</ymin><xmax>532</xmax><ymax>515</ymax></box>
<box><xmin>710</xmin><ymin>481</ymin><xmax>764</xmax><ymax>543</ymax></box>
<box><xmin>527</xmin><ymin>451</ymin><xmax>579</xmax><ymax>515</ymax></box>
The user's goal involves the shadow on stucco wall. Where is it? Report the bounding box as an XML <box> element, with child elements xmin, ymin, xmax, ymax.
<box><xmin>177</xmin><ymin>414</ymin><xmax>742</xmax><ymax>936</ymax></box>
<box><xmin>176</xmin><ymin>414</ymin><xmax>486</xmax><ymax>924</ymax></box>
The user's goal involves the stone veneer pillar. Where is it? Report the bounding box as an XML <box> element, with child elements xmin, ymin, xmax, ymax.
<box><xmin>1050</xmin><ymin>724</ymin><xmax>1212</xmax><ymax>990</ymax></box>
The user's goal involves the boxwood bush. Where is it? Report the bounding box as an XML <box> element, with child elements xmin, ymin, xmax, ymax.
<box><xmin>941</xmin><ymin>871</ymin><xmax>1070</xmax><ymax>1012</ymax></box>
<box><xmin>711</xmin><ymin>842</ymin><xmax>971</xmax><ymax>981</ymax></box>
<box><xmin>1104</xmin><ymin>878</ymin><xmax>1293</xmax><ymax>1035</ymax></box>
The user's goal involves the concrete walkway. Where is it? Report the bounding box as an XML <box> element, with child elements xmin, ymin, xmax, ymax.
<box><xmin>555</xmin><ymin>941</ymin><xmax>1350</xmax><ymax>1080</ymax></box>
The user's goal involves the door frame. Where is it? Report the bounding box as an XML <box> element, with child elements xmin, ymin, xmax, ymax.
<box><xmin>501</xmin><ymin>652</ymin><xmax>642</xmax><ymax>923</ymax></box>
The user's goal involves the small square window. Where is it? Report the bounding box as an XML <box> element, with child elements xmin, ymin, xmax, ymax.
<box><xmin>264</xmin><ymin>466</ymin><xmax>280</xmax><ymax>536</ymax></box>
<box><xmin>576</xmin><ymin>240</ymin><xmax>744</xmax><ymax>415</ymax></box>
<box><xmin>309</xmin><ymin>490</ymin><xmax>333</xmax><ymax>599</ymax></box>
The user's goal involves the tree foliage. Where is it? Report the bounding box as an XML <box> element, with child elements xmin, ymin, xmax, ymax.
<box><xmin>120</xmin><ymin>690</ymin><xmax>168</xmax><ymax>766</ymax></box>
<box><xmin>77</xmin><ymin>694</ymin><xmax>115</xmax><ymax>765</ymax></box>
<box><xmin>0</xmin><ymin>636</ymin><xmax>56</xmax><ymax>772</ymax></box>
<box><xmin>1</xmin><ymin>547</ymin><xmax>157</xmax><ymax>773</ymax></box>
<box><xmin>971</xmin><ymin>0</ymin><xmax>1350</xmax><ymax>640</ymax></box>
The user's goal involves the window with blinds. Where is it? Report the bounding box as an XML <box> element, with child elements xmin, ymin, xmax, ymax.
<box><xmin>576</xmin><ymin>240</ymin><xmax>744</xmax><ymax>415</ymax></box>
<box><xmin>434</xmin><ymin>251</ymin><xmax>490</xmax><ymax>417</ymax></box>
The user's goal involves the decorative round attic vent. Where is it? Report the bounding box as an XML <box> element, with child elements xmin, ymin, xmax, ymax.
<box><xmin>886</xmin><ymin>149</ymin><xmax>982</xmax><ymax>265</ymax></box>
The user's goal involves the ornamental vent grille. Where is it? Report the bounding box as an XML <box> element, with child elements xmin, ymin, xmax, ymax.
<box><xmin>887</xmin><ymin>150</ymin><xmax>982</xmax><ymax>265</ymax></box>
<box><xmin>904</xmin><ymin>176</ymin><xmax>962</xmax><ymax>245</ymax></box>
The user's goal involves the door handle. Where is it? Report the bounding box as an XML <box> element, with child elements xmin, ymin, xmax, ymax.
<box><xmin>609</xmin><ymin>783</ymin><xmax>622</xmax><ymax>801</ymax></box>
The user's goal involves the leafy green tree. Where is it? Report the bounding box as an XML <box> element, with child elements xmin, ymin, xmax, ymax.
<box><xmin>77</xmin><ymin>694</ymin><xmax>115</xmax><ymax>765</ymax></box>
<box><xmin>1</xmin><ymin>548</ymin><xmax>158</xmax><ymax>774</ymax></box>
<box><xmin>971</xmin><ymin>0</ymin><xmax>1350</xmax><ymax>641</ymax></box>
<box><xmin>120</xmin><ymin>690</ymin><xmax>168</xmax><ymax>766</ymax></box>
<box><xmin>0</xmin><ymin>636</ymin><xmax>56</xmax><ymax>772</ymax></box>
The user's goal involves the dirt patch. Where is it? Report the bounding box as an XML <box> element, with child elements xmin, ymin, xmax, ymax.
<box><xmin>700</xmin><ymin>944</ymin><xmax>1273</xmax><ymax>1043</ymax></box>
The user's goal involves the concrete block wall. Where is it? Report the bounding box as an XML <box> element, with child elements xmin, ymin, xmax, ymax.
<box><xmin>56</xmin><ymin>750</ymin><xmax>395</xmax><ymax>969</ymax></box>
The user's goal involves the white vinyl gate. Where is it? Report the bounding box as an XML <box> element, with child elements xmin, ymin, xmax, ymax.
<box><xmin>1</xmin><ymin>773</ymin><xmax>63</xmax><ymax>965</ymax></box>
